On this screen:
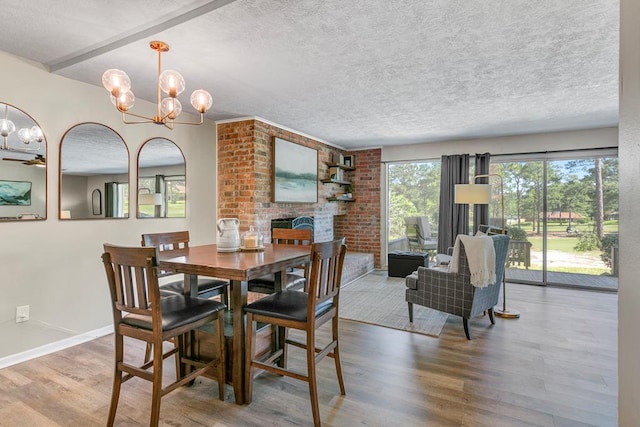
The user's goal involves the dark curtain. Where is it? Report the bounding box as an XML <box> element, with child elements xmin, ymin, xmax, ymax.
<box><xmin>104</xmin><ymin>182</ymin><xmax>118</xmax><ymax>218</ymax></box>
<box><xmin>473</xmin><ymin>153</ymin><xmax>491</xmax><ymax>234</ymax></box>
<box><xmin>437</xmin><ymin>154</ymin><xmax>470</xmax><ymax>253</ymax></box>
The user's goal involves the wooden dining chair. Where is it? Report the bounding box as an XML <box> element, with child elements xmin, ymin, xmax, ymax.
<box><xmin>141</xmin><ymin>231</ymin><xmax>230</xmax><ymax>364</ymax></box>
<box><xmin>244</xmin><ymin>238</ymin><xmax>347</xmax><ymax>427</ymax></box>
<box><xmin>102</xmin><ymin>244</ymin><xmax>226</xmax><ymax>426</ymax></box>
<box><xmin>247</xmin><ymin>227</ymin><xmax>312</xmax><ymax>294</ymax></box>
<box><xmin>141</xmin><ymin>231</ymin><xmax>230</xmax><ymax>305</ymax></box>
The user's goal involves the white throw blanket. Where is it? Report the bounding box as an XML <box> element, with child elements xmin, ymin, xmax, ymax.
<box><xmin>448</xmin><ymin>235</ymin><xmax>496</xmax><ymax>288</ymax></box>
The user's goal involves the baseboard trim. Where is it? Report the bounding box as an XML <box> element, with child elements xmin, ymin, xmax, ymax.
<box><xmin>0</xmin><ymin>325</ymin><xmax>113</xmax><ymax>369</ymax></box>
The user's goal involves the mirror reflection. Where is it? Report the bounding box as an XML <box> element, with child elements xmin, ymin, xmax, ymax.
<box><xmin>0</xmin><ymin>102</ymin><xmax>47</xmax><ymax>221</ymax></box>
<box><xmin>137</xmin><ymin>138</ymin><xmax>186</xmax><ymax>218</ymax></box>
<box><xmin>59</xmin><ymin>123</ymin><xmax>129</xmax><ymax>219</ymax></box>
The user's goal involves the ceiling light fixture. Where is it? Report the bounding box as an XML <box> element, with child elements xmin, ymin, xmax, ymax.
<box><xmin>0</xmin><ymin>104</ymin><xmax>43</xmax><ymax>152</ymax></box>
<box><xmin>102</xmin><ymin>41</ymin><xmax>213</xmax><ymax>130</ymax></box>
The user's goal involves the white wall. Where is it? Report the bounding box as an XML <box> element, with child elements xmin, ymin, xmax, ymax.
<box><xmin>0</xmin><ymin>51</ymin><xmax>218</xmax><ymax>358</ymax></box>
<box><xmin>619</xmin><ymin>0</ymin><xmax>639</xmax><ymax>423</ymax></box>
<box><xmin>382</xmin><ymin>127</ymin><xmax>617</xmax><ymax>162</ymax></box>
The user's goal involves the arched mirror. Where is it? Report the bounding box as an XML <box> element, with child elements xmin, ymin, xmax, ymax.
<box><xmin>137</xmin><ymin>137</ymin><xmax>186</xmax><ymax>218</ymax></box>
<box><xmin>59</xmin><ymin>123</ymin><xmax>129</xmax><ymax>220</ymax></box>
<box><xmin>0</xmin><ymin>102</ymin><xmax>47</xmax><ymax>221</ymax></box>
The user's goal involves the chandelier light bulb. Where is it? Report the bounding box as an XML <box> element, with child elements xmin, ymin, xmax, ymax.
<box><xmin>161</xmin><ymin>97</ymin><xmax>182</xmax><ymax>119</ymax></box>
<box><xmin>159</xmin><ymin>70</ymin><xmax>185</xmax><ymax>98</ymax></box>
<box><xmin>102</xmin><ymin>69</ymin><xmax>131</xmax><ymax>96</ymax></box>
<box><xmin>0</xmin><ymin>119</ymin><xmax>15</xmax><ymax>138</ymax></box>
<box><xmin>190</xmin><ymin>89</ymin><xmax>213</xmax><ymax>113</ymax></box>
<box><xmin>111</xmin><ymin>91</ymin><xmax>135</xmax><ymax>112</ymax></box>
<box><xmin>30</xmin><ymin>126</ymin><xmax>44</xmax><ymax>142</ymax></box>
<box><xmin>18</xmin><ymin>127</ymin><xmax>31</xmax><ymax>143</ymax></box>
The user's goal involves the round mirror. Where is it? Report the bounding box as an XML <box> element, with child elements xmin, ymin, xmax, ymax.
<box><xmin>137</xmin><ymin>137</ymin><xmax>186</xmax><ymax>218</ymax></box>
<box><xmin>0</xmin><ymin>102</ymin><xmax>47</xmax><ymax>221</ymax></box>
<box><xmin>59</xmin><ymin>123</ymin><xmax>129</xmax><ymax>219</ymax></box>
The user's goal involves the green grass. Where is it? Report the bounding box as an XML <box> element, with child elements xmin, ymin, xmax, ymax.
<box><xmin>137</xmin><ymin>201</ymin><xmax>185</xmax><ymax>217</ymax></box>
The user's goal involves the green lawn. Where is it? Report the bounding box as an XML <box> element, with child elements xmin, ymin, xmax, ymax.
<box><xmin>137</xmin><ymin>201</ymin><xmax>185</xmax><ymax>217</ymax></box>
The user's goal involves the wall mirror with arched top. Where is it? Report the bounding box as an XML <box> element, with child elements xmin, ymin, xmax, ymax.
<box><xmin>0</xmin><ymin>102</ymin><xmax>47</xmax><ymax>221</ymax></box>
<box><xmin>137</xmin><ymin>137</ymin><xmax>186</xmax><ymax>218</ymax></box>
<box><xmin>59</xmin><ymin>123</ymin><xmax>129</xmax><ymax>220</ymax></box>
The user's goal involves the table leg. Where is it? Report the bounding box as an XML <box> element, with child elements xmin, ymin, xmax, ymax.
<box><xmin>274</xmin><ymin>270</ymin><xmax>287</xmax><ymax>368</ymax></box>
<box><xmin>183</xmin><ymin>274</ymin><xmax>199</xmax><ymax>379</ymax></box>
<box><xmin>184</xmin><ymin>273</ymin><xmax>199</xmax><ymax>297</ymax></box>
<box><xmin>231</xmin><ymin>279</ymin><xmax>248</xmax><ymax>404</ymax></box>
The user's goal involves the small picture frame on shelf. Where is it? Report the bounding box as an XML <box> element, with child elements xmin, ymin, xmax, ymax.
<box><xmin>343</xmin><ymin>155</ymin><xmax>354</xmax><ymax>167</ymax></box>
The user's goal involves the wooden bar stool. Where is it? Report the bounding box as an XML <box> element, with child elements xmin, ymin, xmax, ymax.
<box><xmin>244</xmin><ymin>238</ymin><xmax>347</xmax><ymax>427</ymax></box>
<box><xmin>102</xmin><ymin>244</ymin><xmax>226</xmax><ymax>426</ymax></box>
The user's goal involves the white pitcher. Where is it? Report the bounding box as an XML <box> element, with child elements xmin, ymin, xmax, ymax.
<box><xmin>216</xmin><ymin>218</ymin><xmax>241</xmax><ymax>252</ymax></box>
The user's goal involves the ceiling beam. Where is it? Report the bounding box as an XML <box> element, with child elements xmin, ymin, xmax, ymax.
<box><xmin>48</xmin><ymin>0</ymin><xmax>238</xmax><ymax>72</ymax></box>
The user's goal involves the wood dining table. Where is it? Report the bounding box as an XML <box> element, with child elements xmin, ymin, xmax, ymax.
<box><xmin>158</xmin><ymin>243</ymin><xmax>311</xmax><ymax>404</ymax></box>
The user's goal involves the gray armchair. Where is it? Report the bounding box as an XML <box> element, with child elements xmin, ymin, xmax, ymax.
<box><xmin>405</xmin><ymin>234</ymin><xmax>510</xmax><ymax>339</ymax></box>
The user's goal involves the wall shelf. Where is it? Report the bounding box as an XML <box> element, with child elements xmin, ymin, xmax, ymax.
<box><xmin>320</xmin><ymin>178</ymin><xmax>351</xmax><ymax>185</ymax></box>
<box><xmin>322</xmin><ymin>159</ymin><xmax>355</xmax><ymax>201</ymax></box>
<box><xmin>326</xmin><ymin>163</ymin><xmax>355</xmax><ymax>171</ymax></box>
<box><xmin>327</xmin><ymin>197</ymin><xmax>356</xmax><ymax>202</ymax></box>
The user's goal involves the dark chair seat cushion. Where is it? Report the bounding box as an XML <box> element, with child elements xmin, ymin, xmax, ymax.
<box><xmin>248</xmin><ymin>272</ymin><xmax>306</xmax><ymax>294</ymax></box>
<box><xmin>122</xmin><ymin>295</ymin><xmax>226</xmax><ymax>331</ymax></box>
<box><xmin>159</xmin><ymin>277</ymin><xmax>228</xmax><ymax>297</ymax></box>
<box><xmin>244</xmin><ymin>290</ymin><xmax>333</xmax><ymax>322</ymax></box>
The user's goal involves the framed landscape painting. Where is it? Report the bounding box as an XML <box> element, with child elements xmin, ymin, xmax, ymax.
<box><xmin>0</xmin><ymin>180</ymin><xmax>32</xmax><ymax>206</ymax></box>
<box><xmin>273</xmin><ymin>137</ymin><xmax>318</xmax><ymax>203</ymax></box>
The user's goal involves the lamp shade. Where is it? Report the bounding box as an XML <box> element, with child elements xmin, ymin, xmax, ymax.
<box><xmin>139</xmin><ymin>193</ymin><xmax>163</xmax><ymax>205</ymax></box>
<box><xmin>454</xmin><ymin>183</ymin><xmax>491</xmax><ymax>204</ymax></box>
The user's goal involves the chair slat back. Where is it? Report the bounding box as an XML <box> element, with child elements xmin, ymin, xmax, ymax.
<box><xmin>306</xmin><ymin>238</ymin><xmax>347</xmax><ymax>308</ymax></box>
<box><xmin>272</xmin><ymin>228</ymin><xmax>313</xmax><ymax>276</ymax></box>
<box><xmin>141</xmin><ymin>231</ymin><xmax>190</xmax><ymax>277</ymax></box>
<box><xmin>271</xmin><ymin>228</ymin><xmax>313</xmax><ymax>245</ymax></box>
<box><xmin>141</xmin><ymin>231</ymin><xmax>190</xmax><ymax>251</ymax></box>
<box><xmin>102</xmin><ymin>244</ymin><xmax>161</xmax><ymax>319</ymax></box>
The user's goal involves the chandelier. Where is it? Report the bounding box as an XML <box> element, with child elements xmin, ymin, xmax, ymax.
<box><xmin>0</xmin><ymin>104</ymin><xmax>43</xmax><ymax>152</ymax></box>
<box><xmin>102</xmin><ymin>41</ymin><xmax>213</xmax><ymax>129</ymax></box>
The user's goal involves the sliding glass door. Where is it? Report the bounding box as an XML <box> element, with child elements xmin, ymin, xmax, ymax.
<box><xmin>496</xmin><ymin>152</ymin><xmax>618</xmax><ymax>290</ymax></box>
<box><xmin>387</xmin><ymin>161</ymin><xmax>441</xmax><ymax>255</ymax></box>
<box><xmin>386</xmin><ymin>150</ymin><xmax>618</xmax><ymax>291</ymax></box>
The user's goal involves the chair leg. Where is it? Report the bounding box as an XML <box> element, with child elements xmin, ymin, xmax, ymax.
<box><xmin>107</xmin><ymin>333</ymin><xmax>124</xmax><ymax>427</ymax></box>
<box><xmin>144</xmin><ymin>342</ymin><xmax>152</xmax><ymax>364</ymax></box>
<box><xmin>488</xmin><ymin>308</ymin><xmax>496</xmax><ymax>325</ymax></box>
<box><xmin>332</xmin><ymin>317</ymin><xmax>346</xmax><ymax>395</ymax></box>
<box><xmin>244</xmin><ymin>313</ymin><xmax>256</xmax><ymax>404</ymax></box>
<box><xmin>150</xmin><ymin>337</ymin><xmax>164</xmax><ymax>426</ymax></box>
<box><xmin>408</xmin><ymin>302</ymin><xmax>414</xmax><ymax>323</ymax></box>
<box><xmin>216</xmin><ymin>314</ymin><xmax>226</xmax><ymax>401</ymax></box>
<box><xmin>463</xmin><ymin>318</ymin><xmax>471</xmax><ymax>340</ymax></box>
<box><xmin>306</xmin><ymin>328</ymin><xmax>321</xmax><ymax>427</ymax></box>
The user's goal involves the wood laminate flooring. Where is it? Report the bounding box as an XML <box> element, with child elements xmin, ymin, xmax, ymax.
<box><xmin>0</xmin><ymin>280</ymin><xmax>617</xmax><ymax>426</ymax></box>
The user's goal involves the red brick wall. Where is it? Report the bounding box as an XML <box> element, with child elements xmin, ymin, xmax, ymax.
<box><xmin>334</xmin><ymin>148</ymin><xmax>382</xmax><ymax>267</ymax></box>
<box><xmin>217</xmin><ymin>118</ymin><xmax>382</xmax><ymax>267</ymax></box>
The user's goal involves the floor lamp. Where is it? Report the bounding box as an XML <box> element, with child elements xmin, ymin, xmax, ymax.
<box><xmin>454</xmin><ymin>174</ymin><xmax>520</xmax><ymax>319</ymax></box>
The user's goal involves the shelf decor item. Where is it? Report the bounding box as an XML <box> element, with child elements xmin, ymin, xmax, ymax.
<box><xmin>343</xmin><ymin>154</ymin><xmax>355</xmax><ymax>167</ymax></box>
<box><xmin>273</xmin><ymin>137</ymin><xmax>318</xmax><ymax>203</ymax></box>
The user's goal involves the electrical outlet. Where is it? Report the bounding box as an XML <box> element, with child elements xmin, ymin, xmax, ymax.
<box><xmin>16</xmin><ymin>305</ymin><xmax>29</xmax><ymax>323</ymax></box>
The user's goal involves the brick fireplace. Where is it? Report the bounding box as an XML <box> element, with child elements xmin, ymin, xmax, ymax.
<box><xmin>216</xmin><ymin>117</ymin><xmax>382</xmax><ymax>268</ymax></box>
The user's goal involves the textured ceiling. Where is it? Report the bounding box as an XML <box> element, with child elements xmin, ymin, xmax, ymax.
<box><xmin>0</xmin><ymin>0</ymin><xmax>619</xmax><ymax>149</ymax></box>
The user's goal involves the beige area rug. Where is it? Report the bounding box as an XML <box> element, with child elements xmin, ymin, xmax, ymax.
<box><xmin>339</xmin><ymin>271</ymin><xmax>449</xmax><ymax>337</ymax></box>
